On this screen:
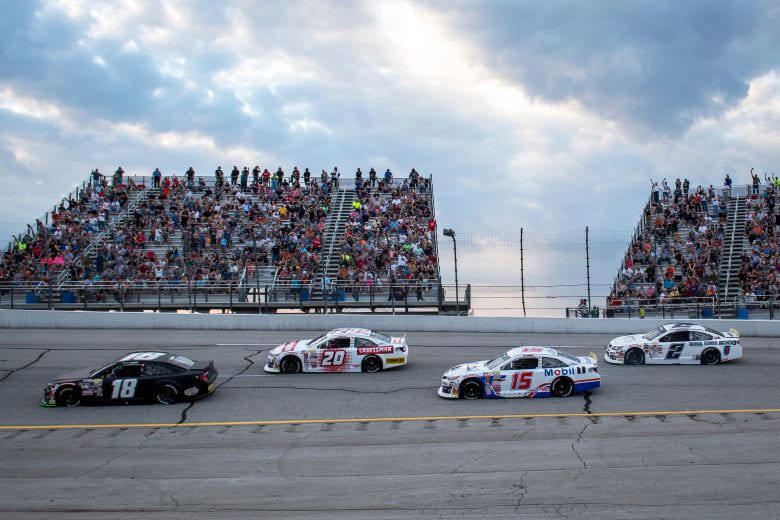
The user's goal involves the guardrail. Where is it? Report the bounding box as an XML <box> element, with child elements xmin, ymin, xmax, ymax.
<box><xmin>566</xmin><ymin>298</ymin><xmax>779</xmax><ymax>320</ymax></box>
<box><xmin>0</xmin><ymin>280</ymin><xmax>468</xmax><ymax>314</ymax></box>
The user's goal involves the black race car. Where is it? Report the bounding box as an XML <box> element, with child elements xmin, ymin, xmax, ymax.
<box><xmin>41</xmin><ymin>352</ymin><xmax>218</xmax><ymax>407</ymax></box>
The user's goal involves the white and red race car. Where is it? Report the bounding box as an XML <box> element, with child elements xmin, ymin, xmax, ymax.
<box><xmin>264</xmin><ymin>328</ymin><xmax>408</xmax><ymax>374</ymax></box>
<box><xmin>605</xmin><ymin>323</ymin><xmax>742</xmax><ymax>365</ymax></box>
<box><xmin>438</xmin><ymin>346</ymin><xmax>600</xmax><ymax>399</ymax></box>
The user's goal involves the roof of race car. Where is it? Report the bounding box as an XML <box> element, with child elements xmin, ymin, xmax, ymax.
<box><xmin>661</xmin><ymin>323</ymin><xmax>725</xmax><ymax>334</ymax></box>
<box><xmin>505</xmin><ymin>346</ymin><xmax>560</xmax><ymax>358</ymax></box>
<box><xmin>326</xmin><ymin>328</ymin><xmax>375</xmax><ymax>338</ymax></box>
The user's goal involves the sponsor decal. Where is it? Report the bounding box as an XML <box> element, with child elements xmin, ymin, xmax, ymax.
<box><xmin>724</xmin><ymin>345</ymin><xmax>731</xmax><ymax>356</ymax></box>
<box><xmin>385</xmin><ymin>357</ymin><xmax>405</xmax><ymax>364</ymax></box>
<box><xmin>357</xmin><ymin>346</ymin><xmax>393</xmax><ymax>355</ymax></box>
<box><xmin>183</xmin><ymin>386</ymin><xmax>199</xmax><ymax>397</ymax></box>
<box><xmin>543</xmin><ymin>368</ymin><xmax>580</xmax><ymax>377</ymax></box>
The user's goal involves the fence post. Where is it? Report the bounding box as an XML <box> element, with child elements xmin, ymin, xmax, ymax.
<box><xmin>370</xmin><ymin>284</ymin><xmax>374</xmax><ymax>312</ymax></box>
<box><xmin>10</xmin><ymin>286</ymin><xmax>14</xmax><ymax>309</ymax></box>
<box><xmin>158</xmin><ymin>284</ymin><xmax>162</xmax><ymax>312</ymax></box>
<box><xmin>119</xmin><ymin>281</ymin><xmax>124</xmax><ymax>312</ymax></box>
<box><xmin>48</xmin><ymin>282</ymin><xmax>53</xmax><ymax>310</ymax></box>
<box><xmin>229</xmin><ymin>282</ymin><xmax>233</xmax><ymax>310</ymax></box>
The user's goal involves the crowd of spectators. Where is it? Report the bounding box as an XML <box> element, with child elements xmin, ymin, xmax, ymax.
<box><xmin>1</xmin><ymin>166</ymin><xmax>438</xmax><ymax>303</ymax></box>
<box><xmin>331</xmin><ymin>168</ymin><xmax>437</xmax><ymax>301</ymax></box>
<box><xmin>610</xmin><ymin>178</ymin><xmax>727</xmax><ymax>309</ymax></box>
<box><xmin>736</xmin><ymin>177</ymin><xmax>780</xmax><ymax>306</ymax></box>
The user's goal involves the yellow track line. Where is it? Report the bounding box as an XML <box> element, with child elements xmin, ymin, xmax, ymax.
<box><xmin>2</xmin><ymin>408</ymin><xmax>779</xmax><ymax>431</ymax></box>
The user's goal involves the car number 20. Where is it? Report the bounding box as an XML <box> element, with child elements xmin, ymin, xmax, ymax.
<box><xmin>111</xmin><ymin>378</ymin><xmax>138</xmax><ymax>398</ymax></box>
<box><xmin>322</xmin><ymin>350</ymin><xmax>346</xmax><ymax>366</ymax></box>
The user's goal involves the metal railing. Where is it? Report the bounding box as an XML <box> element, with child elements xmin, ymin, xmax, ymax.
<box><xmin>0</xmin><ymin>279</ymin><xmax>465</xmax><ymax>314</ymax></box>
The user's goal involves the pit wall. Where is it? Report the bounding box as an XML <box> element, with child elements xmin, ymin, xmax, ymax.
<box><xmin>1</xmin><ymin>310</ymin><xmax>778</xmax><ymax>336</ymax></box>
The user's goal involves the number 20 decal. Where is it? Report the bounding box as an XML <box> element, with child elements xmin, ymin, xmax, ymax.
<box><xmin>322</xmin><ymin>350</ymin><xmax>346</xmax><ymax>366</ymax></box>
<box><xmin>111</xmin><ymin>378</ymin><xmax>138</xmax><ymax>398</ymax></box>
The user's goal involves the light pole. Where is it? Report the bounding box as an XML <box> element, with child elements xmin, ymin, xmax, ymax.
<box><xmin>443</xmin><ymin>228</ymin><xmax>459</xmax><ymax>315</ymax></box>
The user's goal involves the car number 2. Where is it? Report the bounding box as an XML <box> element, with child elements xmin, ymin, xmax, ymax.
<box><xmin>322</xmin><ymin>350</ymin><xmax>346</xmax><ymax>366</ymax></box>
<box><xmin>111</xmin><ymin>378</ymin><xmax>138</xmax><ymax>398</ymax></box>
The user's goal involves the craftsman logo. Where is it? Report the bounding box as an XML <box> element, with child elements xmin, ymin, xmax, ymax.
<box><xmin>357</xmin><ymin>346</ymin><xmax>393</xmax><ymax>355</ymax></box>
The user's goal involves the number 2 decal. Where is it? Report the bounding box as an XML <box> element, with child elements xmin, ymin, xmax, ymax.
<box><xmin>111</xmin><ymin>378</ymin><xmax>138</xmax><ymax>398</ymax></box>
<box><xmin>666</xmin><ymin>343</ymin><xmax>685</xmax><ymax>360</ymax></box>
<box><xmin>322</xmin><ymin>350</ymin><xmax>346</xmax><ymax>366</ymax></box>
<box><xmin>511</xmin><ymin>372</ymin><xmax>533</xmax><ymax>390</ymax></box>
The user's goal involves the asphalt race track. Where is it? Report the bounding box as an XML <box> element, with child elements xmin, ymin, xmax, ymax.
<box><xmin>1</xmin><ymin>329</ymin><xmax>779</xmax><ymax>519</ymax></box>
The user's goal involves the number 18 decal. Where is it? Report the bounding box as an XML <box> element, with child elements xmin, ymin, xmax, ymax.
<box><xmin>322</xmin><ymin>350</ymin><xmax>346</xmax><ymax>366</ymax></box>
<box><xmin>111</xmin><ymin>378</ymin><xmax>138</xmax><ymax>398</ymax></box>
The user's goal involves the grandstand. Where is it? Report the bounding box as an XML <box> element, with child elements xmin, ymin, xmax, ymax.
<box><xmin>0</xmin><ymin>168</ymin><xmax>468</xmax><ymax>314</ymax></box>
<box><xmin>606</xmin><ymin>178</ymin><xmax>780</xmax><ymax>319</ymax></box>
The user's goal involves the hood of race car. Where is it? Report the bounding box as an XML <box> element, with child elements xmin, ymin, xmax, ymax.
<box><xmin>443</xmin><ymin>360</ymin><xmax>489</xmax><ymax>378</ymax></box>
<box><xmin>270</xmin><ymin>339</ymin><xmax>311</xmax><ymax>356</ymax></box>
<box><xmin>609</xmin><ymin>334</ymin><xmax>646</xmax><ymax>348</ymax></box>
<box><xmin>49</xmin><ymin>368</ymin><xmax>93</xmax><ymax>383</ymax></box>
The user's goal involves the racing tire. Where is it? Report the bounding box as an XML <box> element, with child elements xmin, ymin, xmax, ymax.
<box><xmin>551</xmin><ymin>377</ymin><xmax>574</xmax><ymax>398</ymax></box>
<box><xmin>624</xmin><ymin>348</ymin><xmax>645</xmax><ymax>365</ymax></box>
<box><xmin>460</xmin><ymin>379</ymin><xmax>484</xmax><ymax>400</ymax></box>
<box><xmin>700</xmin><ymin>348</ymin><xmax>721</xmax><ymax>365</ymax></box>
<box><xmin>280</xmin><ymin>356</ymin><xmax>301</xmax><ymax>374</ymax></box>
<box><xmin>154</xmin><ymin>383</ymin><xmax>180</xmax><ymax>405</ymax></box>
<box><xmin>55</xmin><ymin>386</ymin><xmax>81</xmax><ymax>407</ymax></box>
<box><xmin>361</xmin><ymin>355</ymin><xmax>382</xmax><ymax>373</ymax></box>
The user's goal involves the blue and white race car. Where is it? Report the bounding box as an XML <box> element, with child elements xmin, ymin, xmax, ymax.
<box><xmin>438</xmin><ymin>346</ymin><xmax>600</xmax><ymax>399</ymax></box>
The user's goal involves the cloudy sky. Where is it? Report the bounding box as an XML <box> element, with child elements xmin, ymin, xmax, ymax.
<box><xmin>1</xmin><ymin>1</ymin><xmax>779</xmax><ymax>314</ymax></box>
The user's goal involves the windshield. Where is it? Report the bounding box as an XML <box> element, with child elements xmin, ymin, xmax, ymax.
<box><xmin>90</xmin><ymin>363</ymin><xmax>114</xmax><ymax>377</ymax></box>
<box><xmin>308</xmin><ymin>333</ymin><xmax>327</xmax><ymax>347</ymax></box>
<box><xmin>644</xmin><ymin>326</ymin><xmax>668</xmax><ymax>340</ymax></box>
<box><xmin>370</xmin><ymin>331</ymin><xmax>392</xmax><ymax>343</ymax></box>
<box><xmin>168</xmin><ymin>355</ymin><xmax>195</xmax><ymax>368</ymax></box>
<box><xmin>486</xmin><ymin>353</ymin><xmax>511</xmax><ymax>370</ymax></box>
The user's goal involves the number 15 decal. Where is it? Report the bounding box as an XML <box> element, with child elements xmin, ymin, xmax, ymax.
<box><xmin>111</xmin><ymin>378</ymin><xmax>137</xmax><ymax>398</ymax></box>
<box><xmin>322</xmin><ymin>350</ymin><xmax>346</xmax><ymax>366</ymax></box>
<box><xmin>511</xmin><ymin>372</ymin><xmax>533</xmax><ymax>390</ymax></box>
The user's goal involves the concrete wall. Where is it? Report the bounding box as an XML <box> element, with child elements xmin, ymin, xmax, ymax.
<box><xmin>1</xmin><ymin>309</ymin><xmax>779</xmax><ymax>336</ymax></box>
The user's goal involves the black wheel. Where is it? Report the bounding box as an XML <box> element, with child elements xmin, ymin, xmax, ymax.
<box><xmin>55</xmin><ymin>386</ymin><xmax>80</xmax><ymax>407</ymax></box>
<box><xmin>700</xmin><ymin>348</ymin><xmax>721</xmax><ymax>365</ymax></box>
<box><xmin>361</xmin><ymin>355</ymin><xmax>382</xmax><ymax>373</ymax></box>
<box><xmin>280</xmin><ymin>356</ymin><xmax>301</xmax><ymax>374</ymax></box>
<box><xmin>624</xmin><ymin>348</ymin><xmax>645</xmax><ymax>365</ymax></box>
<box><xmin>551</xmin><ymin>377</ymin><xmax>574</xmax><ymax>397</ymax></box>
<box><xmin>460</xmin><ymin>379</ymin><xmax>484</xmax><ymax>400</ymax></box>
<box><xmin>154</xmin><ymin>383</ymin><xmax>179</xmax><ymax>405</ymax></box>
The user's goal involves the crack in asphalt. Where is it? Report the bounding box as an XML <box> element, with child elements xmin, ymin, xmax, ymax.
<box><xmin>73</xmin><ymin>450</ymin><xmax>131</xmax><ymax>479</ymax></box>
<box><xmin>0</xmin><ymin>349</ymin><xmax>51</xmax><ymax>384</ymax></box>
<box><xmin>571</xmin><ymin>422</ymin><xmax>590</xmax><ymax>471</ymax></box>
<box><xmin>671</xmin><ymin>439</ymin><xmax>716</xmax><ymax>464</ymax></box>
<box><xmin>513</xmin><ymin>470</ymin><xmax>530</xmax><ymax>512</ymax></box>
<box><xmin>176</xmin><ymin>348</ymin><xmax>265</xmax><ymax>425</ymax></box>
<box><xmin>215</xmin><ymin>348</ymin><xmax>265</xmax><ymax>391</ymax></box>
<box><xmin>582</xmin><ymin>391</ymin><xmax>593</xmax><ymax>414</ymax></box>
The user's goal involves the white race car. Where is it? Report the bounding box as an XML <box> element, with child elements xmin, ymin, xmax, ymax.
<box><xmin>438</xmin><ymin>346</ymin><xmax>600</xmax><ymax>399</ymax></box>
<box><xmin>605</xmin><ymin>323</ymin><xmax>742</xmax><ymax>365</ymax></box>
<box><xmin>264</xmin><ymin>328</ymin><xmax>408</xmax><ymax>373</ymax></box>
